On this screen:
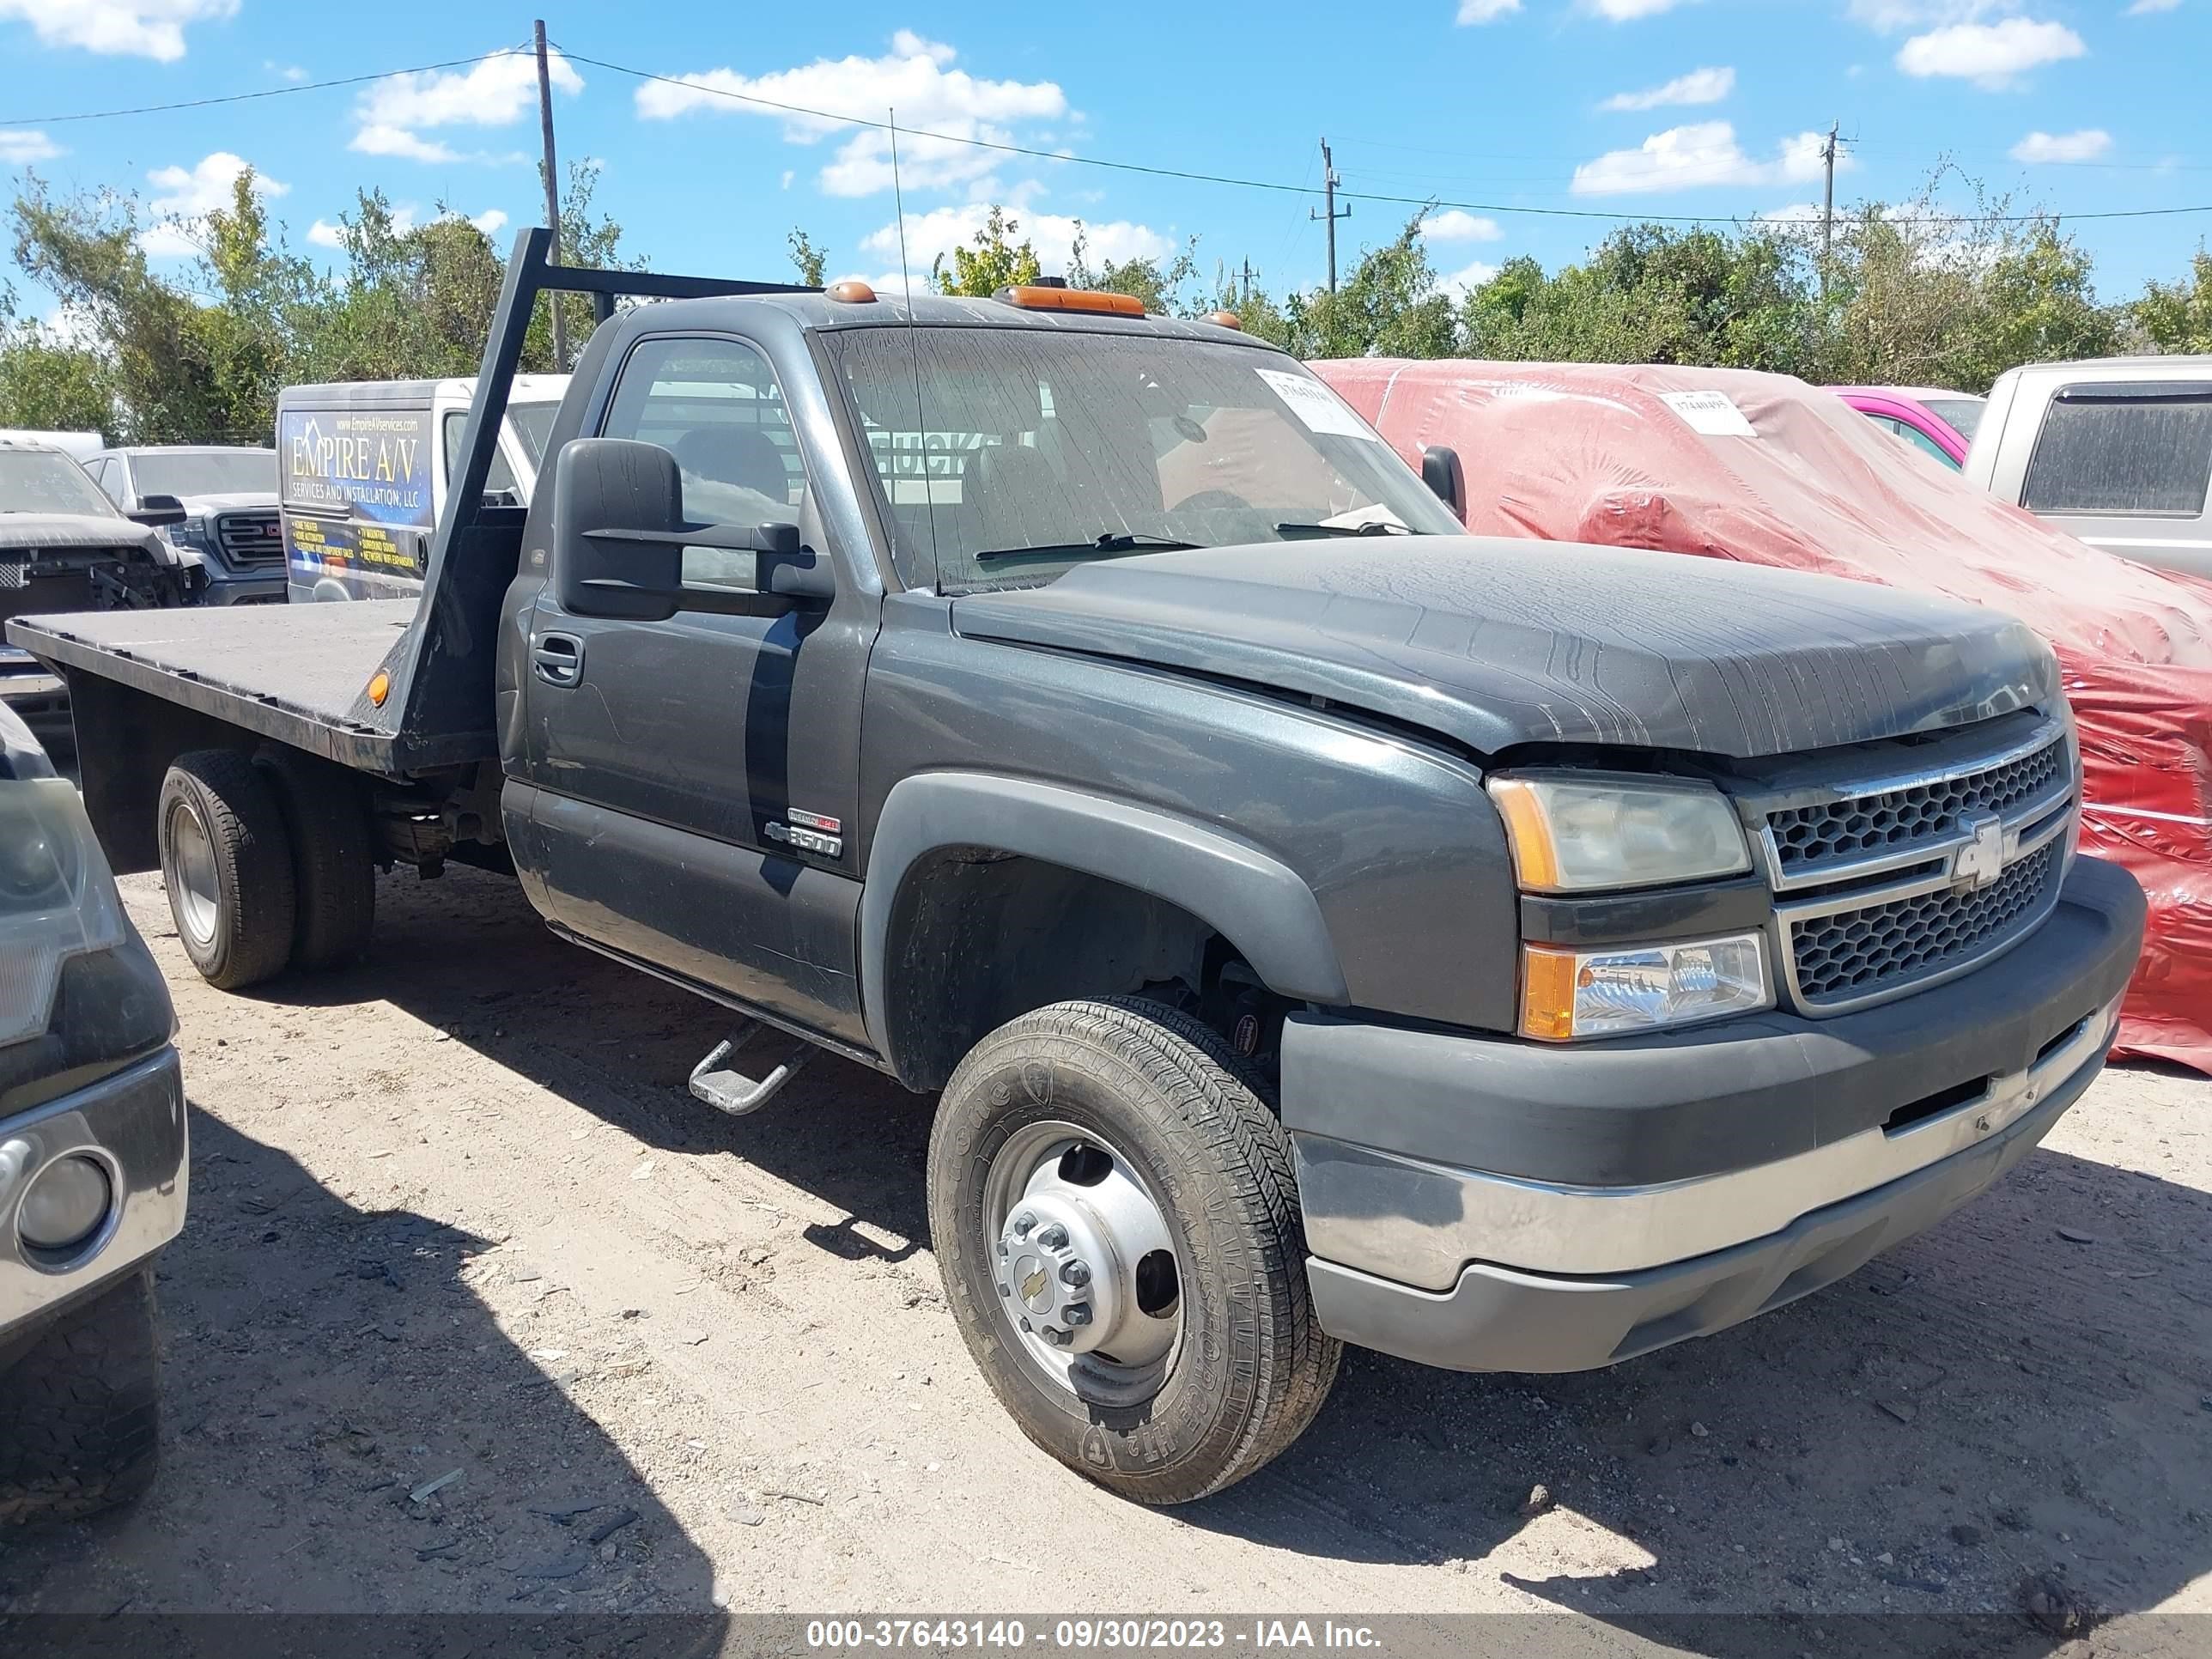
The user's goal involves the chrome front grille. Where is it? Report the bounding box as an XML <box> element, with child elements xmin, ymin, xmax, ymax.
<box><xmin>1788</xmin><ymin>839</ymin><xmax>2065</xmax><ymax>1007</ymax></box>
<box><xmin>1763</xmin><ymin>724</ymin><xmax>2069</xmax><ymax>887</ymax></box>
<box><xmin>1742</xmin><ymin>715</ymin><xmax>2078</xmax><ymax>1017</ymax></box>
<box><xmin>215</xmin><ymin>510</ymin><xmax>284</xmax><ymax>567</ymax></box>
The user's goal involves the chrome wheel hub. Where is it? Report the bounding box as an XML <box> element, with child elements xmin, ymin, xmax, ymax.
<box><xmin>984</xmin><ymin>1122</ymin><xmax>1182</xmax><ymax>1401</ymax></box>
<box><xmin>167</xmin><ymin>799</ymin><xmax>220</xmax><ymax>948</ymax></box>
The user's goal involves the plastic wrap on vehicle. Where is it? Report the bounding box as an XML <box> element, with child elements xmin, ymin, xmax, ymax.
<box><xmin>1314</xmin><ymin>358</ymin><xmax>2212</xmax><ymax>1073</ymax></box>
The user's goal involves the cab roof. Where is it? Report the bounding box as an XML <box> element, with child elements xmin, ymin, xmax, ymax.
<box><xmin>619</xmin><ymin>289</ymin><xmax>1274</xmax><ymax>349</ymax></box>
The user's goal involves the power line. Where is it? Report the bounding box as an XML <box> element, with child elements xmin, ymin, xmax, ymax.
<box><xmin>4</xmin><ymin>44</ymin><xmax>2209</xmax><ymax>230</ymax></box>
<box><xmin>568</xmin><ymin>50</ymin><xmax>2212</xmax><ymax>228</ymax></box>
<box><xmin>0</xmin><ymin>51</ymin><xmax>521</xmax><ymax>126</ymax></box>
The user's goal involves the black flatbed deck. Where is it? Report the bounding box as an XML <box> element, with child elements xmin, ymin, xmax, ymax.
<box><xmin>4</xmin><ymin>602</ymin><xmax>481</xmax><ymax>774</ymax></box>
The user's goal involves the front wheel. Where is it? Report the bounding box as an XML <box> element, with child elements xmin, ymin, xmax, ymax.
<box><xmin>927</xmin><ymin>998</ymin><xmax>1340</xmax><ymax>1504</ymax></box>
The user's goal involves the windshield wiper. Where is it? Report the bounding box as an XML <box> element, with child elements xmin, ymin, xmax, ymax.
<box><xmin>974</xmin><ymin>532</ymin><xmax>1201</xmax><ymax>565</ymax></box>
<box><xmin>1273</xmin><ymin>520</ymin><xmax>1411</xmax><ymax>539</ymax></box>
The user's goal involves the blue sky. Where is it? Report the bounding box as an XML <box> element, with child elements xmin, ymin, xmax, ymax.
<box><xmin>1</xmin><ymin>0</ymin><xmax>2207</xmax><ymax>320</ymax></box>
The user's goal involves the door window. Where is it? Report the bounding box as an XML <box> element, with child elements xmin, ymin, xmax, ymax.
<box><xmin>89</xmin><ymin>458</ymin><xmax>127</xmax><ymax>504</ymax></box>
<box><xmin>2023</xmin><ymin>386</ymin><xmax>2212</xmax><ymax>517</ymax></box>
<box><xmin>441</xmin><ymin>410</ymin><xmax>521</xmax><ymax>502</ymax></box>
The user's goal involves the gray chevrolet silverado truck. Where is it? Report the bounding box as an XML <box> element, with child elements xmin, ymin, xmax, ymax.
<box><xmin>7</xmin><ymin>233</ymin><xmax>2147</xmax><ymax>1504</ymax></box>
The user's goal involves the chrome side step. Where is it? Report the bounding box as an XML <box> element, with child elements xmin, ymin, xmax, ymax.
<box><xmin>688</xmin><ymin>1027</ymin><xmax>813</xmax><ymax>1116</ymax></box>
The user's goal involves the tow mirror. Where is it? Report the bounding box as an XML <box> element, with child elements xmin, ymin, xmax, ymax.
<box><xmin>1419</xmin><ymin>447</ymin><xmax>1466</xmax><ymax>521</ymax></box>
<box><xmin>129</xmin><ymin>493</ymin><xmax>188</xmax><ymax>529</ymax></box>
<box><xmin>552</xmin><ymin>439</ymin><xmax>835</xmax><ymax>619</ymax></box>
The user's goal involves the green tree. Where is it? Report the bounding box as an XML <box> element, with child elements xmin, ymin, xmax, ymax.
<box><xmin>1067</xmin><ymin>224</ymin><xmax>1202</xmax><ymax>314</ymax></box>
<box><xmin>1284</xmin><ymin>215</ymin><xmax>1461</xmax><ymax>360</ymax></box>
<box><xmin>932</xmin><ymin>206</ymin><xmax>1041</xmax><ymax>296</ymax></box>
<box><xmin>787</xmin><ymin>228</ymin><xmax>827</xmax><ymax>288</ymax></box>
<box><xmin>0</xmin><ymin>289</ymin><xmax>111</xmax><ymax>434</ymax></box>
<box><xmin>2130</xmin><ymin>249</ymin><xmax>2212</xmax><ymax>356</ymax></box>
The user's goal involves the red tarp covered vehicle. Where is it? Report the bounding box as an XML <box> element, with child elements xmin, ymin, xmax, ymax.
<box><xmin>1314</xmin><ymin>358</ymin><xmax>2212</xmax><ymax>1073</ymax></box>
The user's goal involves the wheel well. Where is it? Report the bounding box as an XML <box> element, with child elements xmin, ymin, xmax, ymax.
<box><xmin>882</xmin><ymin>849</ymin><xmax>1274</xmax><ymax>1091</ymax></box>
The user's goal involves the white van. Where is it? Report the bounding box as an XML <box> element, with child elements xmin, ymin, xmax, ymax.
<box><xmin>276</xmin><ymin>374</ymin><xmax>568</xmax><ymax>602</ymax></box>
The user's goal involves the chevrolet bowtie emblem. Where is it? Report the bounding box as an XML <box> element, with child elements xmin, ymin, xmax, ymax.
<box><xmin>1952</xmin><ymin>811</ymin><xmax>2007</xmax><ymax>891</ymax></box>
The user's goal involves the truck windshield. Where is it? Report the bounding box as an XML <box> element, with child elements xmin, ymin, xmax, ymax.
<box><xmin>0</xmin><ymin>449</ymin><xmax>118</xmax><ymax>518</ymax></box>
<box><xmin>131</xmin><ymin>450</ymin><xmax>276</xmax><ymax>498</ymax></box>
<box><xmin>822</xmin><ymin>326</ymin><xmax>1462</xmax><ymax>590</ymax></box>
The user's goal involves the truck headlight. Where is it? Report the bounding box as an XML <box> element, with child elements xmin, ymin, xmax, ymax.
<box><xmin>1489</xmin><ymin>774</ymin><xmax>1751</xmax><ymax>892</ymax></box>
<box><xmin>0</xmin><ymin>779</ymin><xmax>126</xmax><ymax>1049</ymax></box>
<box><xmin>1521</xmin><ymin>933</ymin><xmax>1771</xmax><ymax>1041</ymax></box>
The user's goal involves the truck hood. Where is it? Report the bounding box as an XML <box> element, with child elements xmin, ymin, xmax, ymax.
<box><xmin>0</xmin><ymin>513</ymin><xmax>170</xmax><ymax>561</ymax></box>
<box><xmin>177</xmin><ymin>490</ymin><xmax>278</xmax><ymax>515</ymax></box>
<box><xmin>948</xmin><ymin>538</ymin><xmax>2059</xmax><ymax>760</ymax></box>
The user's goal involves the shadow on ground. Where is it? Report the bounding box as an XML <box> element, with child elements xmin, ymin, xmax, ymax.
<box><xmin>0</xmin><ymin>1101</ymin><xmax>725</xmax><ymax>1637</ymax></box>
<box><xmin>226</xmin><ymin>867</ymin><xmax>2212</xmax><ymax>1652</ymax></box>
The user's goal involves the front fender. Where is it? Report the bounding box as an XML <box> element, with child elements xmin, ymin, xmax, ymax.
<box><xmin>859</xmin><ymin>771</ymin><xmax>1350</xmax><ymax>1060</ymax></box>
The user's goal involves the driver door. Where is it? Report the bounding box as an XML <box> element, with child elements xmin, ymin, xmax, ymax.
<box><xmin>519</xmin><ymin>331</ymin><xmax>872</xmax><ymax>1043</ymax></box>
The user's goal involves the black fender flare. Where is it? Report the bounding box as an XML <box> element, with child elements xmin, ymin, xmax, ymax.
<box><xmin>859</xmin><ymin>771</ymin><xmax>1349</xmax><ymax>1062</ymax></box>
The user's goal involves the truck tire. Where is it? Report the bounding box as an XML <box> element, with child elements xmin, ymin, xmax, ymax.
<box><xmin>158</xmin><ymin>749</ymin><xmax>297</xmax><ymax>990</ymax></box>
<box><xmin>256</xmin><ymin>745</ymin><xmax>375</xmax><ymax>970</ymax></box>
<box><xmin>927</xmin><ymin>997</ymin><xmax>1340</xmax><ymax>1504</ymax></box>
<box><xmin>0</xmin><ymin>1269</ymin><xmax>161</xmax><ymax>1524</ymax></box>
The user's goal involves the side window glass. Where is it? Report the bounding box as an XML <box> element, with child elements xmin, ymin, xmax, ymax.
<box><xmin>93</xmin><ymin>459</ymin><xmax>127</xmax><ymax>504</ymax></box>
<box><xmin>443</xmin><ymin>410</ymin><xmax>520</xmax><ymax>502</ymax></box>
<box><xmin>2023</xmin><ymin>391</ymin><xmax>2212</xmax><ymax>516</ymax></box>
<box><xmin>1899</xmin><ymin>422</ymin><xmax>1958</xmax><ymax>468</ymax></box>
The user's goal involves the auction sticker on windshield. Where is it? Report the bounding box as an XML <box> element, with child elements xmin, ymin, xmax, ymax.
<box><xmin>1660</xmin><ymin>390</ymin><xmax>1759</xmax><ymax>438</ymax></box>
<box><xmin>1256</xmin><ymin>368</ymin><xmax>1378</xmax><ymax>441</ymax></box>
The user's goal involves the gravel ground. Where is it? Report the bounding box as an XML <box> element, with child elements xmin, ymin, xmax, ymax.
<box><xmin>2</xmin><ymin>864</ymin><xmax>2208</xmax><ymax>1653</ymax></box>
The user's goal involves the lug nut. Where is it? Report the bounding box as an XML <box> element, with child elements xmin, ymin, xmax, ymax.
<box><xmin>1012</xmin><ymin>1212</ymin><xmax>1036</xmax><ymax>1238</ymax></box>
<box><xmin>1045</xmin><ymin>1328</ymin><xmax>1073</xmax><ymax>1347</ymax></box>
<box><xmin>1038</xmin><ymin>1224</ymin><xmax>1069</xmax><ymax>1249</ymax></box>
<box><xmin>1060</xmin><ymin>1260</ymin><xmax>1091</xmax><ymax>1289</ymax></box>
<box><xmin>1064</xmin><ymin>1302</ymin><xmax>1092</xmax><ymax>1327</ymax></box>
<box><xmin>1019</xmin><ymin>1316</ymin><xmax>1033</xmax><ymax>1333</ymax></box>
<box><xmin>996</xmin><ymin>1279</ymin><xmax>1012</xmax><ymax>1297</ymax></box>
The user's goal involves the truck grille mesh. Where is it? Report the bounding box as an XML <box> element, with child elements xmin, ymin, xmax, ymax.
<box><xmin>1766</xmin><ymin>732</ymin><xmax>2068</xmax><ymax>879</ymax></box>
<box><xmin>216</xmin><ymin>510</ymin><xmax>284</xmax><ymax>567</ymax></box>
<box><xmin>1790</xmin><ymin>840</ymin><xmax>2063</xmax><ymax>1007</ymax></box>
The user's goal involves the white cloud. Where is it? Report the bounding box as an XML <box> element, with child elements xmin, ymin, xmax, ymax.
<box><xmin>2010</xmin><ymin>127</ymin><xmax>2112</xmax><ymax>162</ymax></box>
<box><xmin>306</xmin><ymin>218</ymin><xmax>346</xmax><ymax>250</ymax></box>
<box><xmin>1896</xmin><ymin>18</ymin><xmax>2084</xmax><ymax>87</ymax></box>
<box><xmin>471</xmin><ymin>208</ymin><xmax>508</xmax><ymax>237</ymax></box>
<box><xmin>137</xmin><ymin>151</ymin><xmax>286</xmax><ymax>255</ymax></box>
<box><xmin>1571</xmin><ymin>121</ymin><xmax>1846</xmax><ymax>195</ymax></box>
<box><xmin>349</xmin><ymin>48</ymin><xmax>578</xmax><ymax>163</ymax></box>
<box><xmin>1422</xmin><ymin>209</ymin><xmax>1504</xmax><ymax>242</ymax></box>
<box><xmin>635</xmin><ymin>33</ymin><xmax>1066</xmax><ymax>200</ymax></box>
<box><xmin>2126</xmin><ymin>0</ymin><xmax>2179</xmax><ymax>11</ymax></box>
<box><xmin>1602</xmin><ymin>65</ymin><xmax>1735</xmax><ymax>111</ymax></box>
<box><xmin>1455</xmin><ymin>0</ymin><xmax>1522</xmax><ymax>21</ymax></box>
<box><xmin>1439</xmin><ymin>259</ymin><xmax>1500</xmax><ymax>298</ymax></box>
<box><xmin>0</xmin><ymin>129</ymin><xmax>63</xmax><ymax>164</ymax></box>
<box><xmin>264</xmin><ymin>59</ymin><xmax>306</xmax><ymax>82</ymax></box>
<box><xmin>1584</xmin><ymin>0</ymin><xmax>1695</xmax><ymax>17</ymax></box>
<box><xmin>0</xmin><ymin>0</ymin><xmax>234</xmax><ymax>61</ymax></box>
<box><xmin>860</xmin><ymin>204</ymin><xmax>1169</xmax><ymax>283</ymax></box>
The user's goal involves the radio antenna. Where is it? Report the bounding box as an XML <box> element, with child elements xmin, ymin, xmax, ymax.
<box><xmin>888</xmin><ymin>107</ymin><xmax>943</xmax><ymax>590</ymax></box>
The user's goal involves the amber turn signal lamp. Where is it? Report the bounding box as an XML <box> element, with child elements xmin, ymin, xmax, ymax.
<box><xmin>367</xmin><ymin>670</ymin><xmax>390</xmax><ymax>708</ymax></box>
<box><xmin>993</xmin><ymin>285</ymin><xmax>1146</xmax><ymax>318</ymax></box>
<box><xmin>826</xmin><ymin>279</ymin><xmax>877</xmax><ymax>303</ymax></box>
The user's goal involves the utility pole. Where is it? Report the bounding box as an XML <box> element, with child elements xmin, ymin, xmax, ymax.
<box><xmin>534</xmin><ymin>18</ymin><xmax>567</xmax><ymax>370</ymax></box>
<box><xmin>1239</xmin><ymin>257</ymin><xmax>1255</xmax><ymax>304</ymax></box>
<box><xmin>1819</xmin><ymin>121</ymin><xmax>1840</xmax><ymax>295</ymax></box>
<box><xmin>1310</xmin><ymin>137</ymin><xmax>1351</xmax><ymax>294</ymax></box>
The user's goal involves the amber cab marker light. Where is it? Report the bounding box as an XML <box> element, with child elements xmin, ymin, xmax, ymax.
<box><xmin>994</xmin><ymin>284</ymin><xmax>1146</xmax><ymax>319</ymax></box>
<box><xmin>1206</xmin><ymin>309</ymin><xmax>1243</xmax><ymax>330</ymax></box>
<box><xmin>1521</xmin><ymin>945</ymin><xmax>1581</xmax><ymax>1042</ymax></box>
<box><xmin>826</xmin><ymin>279</ymin><xmax>877</xmax><ymax>304</ymax></box>
<box><xmin>366</xmin><ymin>670</ymin><xmax>390</xmax><ymax>708</ymax></box>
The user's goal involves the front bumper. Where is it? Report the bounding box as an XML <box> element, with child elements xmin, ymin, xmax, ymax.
<box><xmin>1285</xmin><ymin>854</ymin><xmax>2145</xmax><ymax>1372</ymax></box>
<box><xmin>0</xmin><ymin>1048</ymin><xmax>187</xmax><ymax>1352</ymax></box>
<box><xmin>193</xmin><ymin>568</ymin><xmax>287</xmax><ymax>606</ymax></box>
<box><xmin>0</xmin><ymin>666</ymin><xmax>70</xmax><ymax>750</ymax></box>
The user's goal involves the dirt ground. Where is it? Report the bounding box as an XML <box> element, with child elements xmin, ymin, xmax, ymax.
<box><xmin>2</xmin><ymin>863</ymin><xmax>2208</xmax><ymax>1654</ymax></box>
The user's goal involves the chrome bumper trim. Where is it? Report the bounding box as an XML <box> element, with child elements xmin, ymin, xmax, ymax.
<box><xmin>0</xmin><ymin>1048</ymin><xmax>188</xmax><ymax>1329</ymax></box>
<box><xmin>1296</xmin><ymin>994</ymin><xmax>2117</xmax><ymax>1285</ymax></box>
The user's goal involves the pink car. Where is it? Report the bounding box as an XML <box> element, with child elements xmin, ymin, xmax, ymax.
<box><xmin>1831</xmin><ymin>386</ymin><xmax>1985</xmax><ymax>469</ymax></box>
